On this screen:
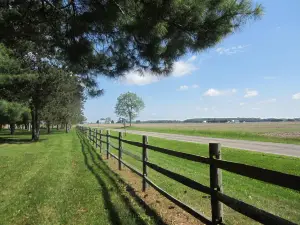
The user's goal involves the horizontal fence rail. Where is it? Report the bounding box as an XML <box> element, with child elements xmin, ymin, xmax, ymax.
<box><xmin>146</xmin><ymin>161</ymin><xmax>211</xmax><ymax>195</ymax></box>
<box><xmin>77</xmin><ymin>126</ymin><xmax>299</xmax><ymax>225</ymax></box>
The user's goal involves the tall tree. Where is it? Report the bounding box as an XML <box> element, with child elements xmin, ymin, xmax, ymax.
<box><xmin>6</xmin><ymin>102</ymin><xmax>25</xmax><ymax>135</ymax></box>
<box><xmin>115</xmin><ymin>92</ymin><xmax>145</xmax><ymax>126</ymax></box>
<box><xmin>0</xmin><ymin>100</ymin><xmax>8</xmax><ymax>130</ymax></box>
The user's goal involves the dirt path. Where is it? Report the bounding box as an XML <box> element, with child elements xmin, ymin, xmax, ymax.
<box><xmin>114</xmin><ymin>129</ymin><xmax>300</xmax><ymax>158</ymax></box>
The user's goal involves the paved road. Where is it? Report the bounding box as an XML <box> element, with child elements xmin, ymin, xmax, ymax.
<box><xmin>114</xmin><ymin>129</ymin><xmax>300</xmax><ymax>157</ymax></box>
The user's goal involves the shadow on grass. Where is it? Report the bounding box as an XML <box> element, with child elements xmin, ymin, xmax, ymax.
<box><xmin>77</xmin><ymin>131</ymin><xmax>167</xmax><ymax>225</ymax></box>
<box><xmin>0</xmin><ymin>137</ymin><xmax>47</xmax><ymax>145</ymax></box>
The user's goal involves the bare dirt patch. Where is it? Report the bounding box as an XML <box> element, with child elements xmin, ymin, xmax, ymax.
<box><xmin>105</xmin><ymin>157</ymin><xmax>204</xmax><ymax>225</ymax></box>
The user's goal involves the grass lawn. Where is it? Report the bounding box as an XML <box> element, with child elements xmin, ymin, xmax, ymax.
<box><xmin>122</xmin><ymin>126</ymin><xmax>300</xmax><ymax>145</ymax></box>
<box><xmin>0</xmin><ymin>129</ymin><xmax>160</xmax><ymax>225</ymax></box>
<box><xmin>97</xmin><ymin>130</ymin><xmax>300</xmax><ymax>225</ymax></box>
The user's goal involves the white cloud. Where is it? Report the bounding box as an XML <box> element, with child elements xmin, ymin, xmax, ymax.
<box><xmin>292</xmin><ymin>93</ymin><xmax>300</xmax><ymax>100</ymax></box>
<box><xmin>203</xmin><ymin>88</ymin><xmax>237</xmax><ymax>97</ymax></box>
<box><xmin>216</xmin><ymin>45</ymin><xmax>249</xmax><ymax>55</ymax></box>
<box><xmin>244</xmin><ymin>89</ymin><xmax>258</xmax><ymax>98</ymax></box>
<box><xmin>177</xmin><ymin>85</ymin><xmax>189</xmax><ymax>91</ymax></box>
<box><xmin>240</xmin><ymin>102</ymin><xmax>245</xmax><ymax>106</ymax></box>
<box><xmin>188</xmin><ymin>55</ymin><xmax>197</xmax><ymax>61</ymax></box>
<box><xmin>191</xmin><ymin>84</ymin><xmax>199</xmax><ymax>89</ymax></box>
<box><xmin>172</xmin><ymin>61</ymin><xmax>197</xmax><ymax>77</ymax></box>
<box><xmin>263</xmin><ymin>76</ymin><xmax>277</xmax><ymax>80</ymax></box>
<box><xmin>120</xmin><ymin>70</ymin><xmax>160</xmax><ymax>85</ymax></box>
<box><xmin>120</xmin><ymin>60</ymin><xmax>197</xmax><ymax>85</ymax></box>
<box><xmin>252</xmin><ymin>107</ymin><xmax>260</xmax><ymax>110</ymax></box>
<box><xmin>258</xmin><ymin>98</ymin><xmax>277</xmax><ymax>104</ymax></box>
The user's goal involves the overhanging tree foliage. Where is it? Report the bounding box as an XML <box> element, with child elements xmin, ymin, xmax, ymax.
<box><xmin>0</xmin><ymin>0</ymin><xmax>263</xmax><ymax>84</ymax></box>
<box><xmin>115</xmin><ymin>92</ymin><xmax>145</xmax><ymax>126</ymax></box>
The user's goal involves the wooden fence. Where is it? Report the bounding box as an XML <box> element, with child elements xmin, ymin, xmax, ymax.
<box><xmin>77</xmin><ymin>126</ymin><xmax>300</xmax><ymax>225</ymax></box>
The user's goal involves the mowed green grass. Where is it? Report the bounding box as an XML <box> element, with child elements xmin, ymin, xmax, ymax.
<box><xmin>124</xmin><ymin>126</ymin><xmax>300</xmax><ymax>145</ymax></box>
<box><xmin>0</xmin><ymin>130</ymin><xmax>159</xmax><ymax>225</ymax></box>
<box><xmin>97</xmin><ymin>130</ymin><xmax>300</xmax><ymax>225</ymax></box>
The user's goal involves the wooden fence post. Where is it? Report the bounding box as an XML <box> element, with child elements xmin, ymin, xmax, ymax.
<box><xmin>142</xmin><ymin>135</ymin><xmax>148</xmax><ymax>192</ymax></box>
<box><xmin>118</xmin><ymin>132</ymin><xmax>123</xmax><ymax>170</ymax></box>
<box><xmin>99</xmin><ymin>130</ymin><xmax>102</xmax><ymax>153</ymax></box>
<box><xmin>93</xmin><ymin>129</ymin><xmax>96</xmax><ymax>145</ymax></box>
<box><xmin>209</xmin><ymin>143</ymin><xmax>223</xmax><ymax>225</ymax></box>
<box><xmin>95</xmin><ymin>129</ymin><xmax>98</xmax><ymax>148</ymax></box>
<box><xmin>106</xmin><ymin>130</ymin><xmax>110</xmax><ymax>159</ymax></box>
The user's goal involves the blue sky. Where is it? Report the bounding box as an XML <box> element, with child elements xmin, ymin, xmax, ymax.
<box><xmin>84</xmin><ymin>0</ymin><xmax>300</xmax><ymax>122</ymax></box>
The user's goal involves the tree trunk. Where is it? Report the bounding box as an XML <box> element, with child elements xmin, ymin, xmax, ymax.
<box><xmin>31</xmin><ymin>110</ymin><xmax>35</xmax><ymax>140</ymax></box>
<box><xmin>65</xmin><ymin>123</ymin><xmax>69</xmax><ymax>133</ymax></box>
<box><xmin>25</xmin><ymin>123</ymin><xmax>28</xmax><ymax>130</ymax></box>
<box><xmin>0</xmin><ymin>124</ymin><xmax>2</xmax><ymax>131</ymax></box>
<box><xmin>47</xmin><ymin>122</ymin><xmax>51</xmax><ymax>134</ymax></box>
<box><xmin>31</xmin><ymin>107</ymin><xmax>40</xmax><ymax>141</ymax></box>
<box><xmin>10</xmin><ymin>123</ymin><xmax>15</xmax><ymax>135</ymax></box>
<box><xmin>57</xmin><ymin>124</ymin><xmax>59</xmax><ymax>130</ymax></box>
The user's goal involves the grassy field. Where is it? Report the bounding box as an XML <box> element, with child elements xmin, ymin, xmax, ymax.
<box><xmin>96</xmin><ymin>129</ymin><xmax>300</xmax><ymax>225</ymax></box>
<box><xmin>90</xmin><ymin>122</ymin><xmax>300</xmax><ymax>144</ymax></box>
<box><xmin>0</xmin><ymin>130</ymin><xmax>161</xmax><ymax>225</ymax></box>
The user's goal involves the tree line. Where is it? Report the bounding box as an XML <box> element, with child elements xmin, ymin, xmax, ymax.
<box><xmin>0</xmin><ymin>44</ymin><xmax>85</xmax><ymax>140</ymax></box>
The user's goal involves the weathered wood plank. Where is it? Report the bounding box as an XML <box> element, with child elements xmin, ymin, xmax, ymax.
<box><xmin>142</xmin><ymin>135</ymin><xmax>148</xmax><ymax>191</ymax></box>
<box><xmin>147</xmin><ymin>144</ymin><xmax>210</xmax><ymax>164</ymax></box>
<box><xmin>209</xmin><ymin>143</ymin><xmax>223</xmax><ymax>225</ymax></box>
<box><xmin>146</xmin><ymin>161</ymin><xmax>211</xmax><ymax>195</ymax></box>
<box><xmin>121</xmin><ymin>139</ymin><xmax>144</xmax><ymax>148</ymax></box>
<box><xmin>212</xmin><ymin>159</ymin><xmax>300</xmax><ymax>191</ymax></box>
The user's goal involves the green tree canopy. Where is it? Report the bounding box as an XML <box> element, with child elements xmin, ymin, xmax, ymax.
<box><xmin>0</xmin><ymin>0</ymin><xmax>263</xmax><ymax>84</ymax></box>
<box><xmin>115</xmin><ymin>92</ymin><xmax>145</xmax><ymax>126</ymax></box>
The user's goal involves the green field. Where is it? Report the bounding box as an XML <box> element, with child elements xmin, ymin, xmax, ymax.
<box><xmin>0</xmin><ymin>130</ymin><xmax>160</xmax><ymax>225</ymax></box>
<box><xmin>91</xmin><ymin>122</ymin><xmax>300</xmax><ymax>144</ymax></box>
<box><xmin>125</xmin><ymin>125</ymin><xmax>300</xmax><ymax>144</ymax></box>
<box><xmin>101</xmin><ymin>129</ymin><xmax>300</xmax><ymax>225</ymax></box>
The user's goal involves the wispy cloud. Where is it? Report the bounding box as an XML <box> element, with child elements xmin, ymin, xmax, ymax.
<box><xmin>252</xmin><ymin>107</ymin><xmax>260</xmax><ymax>110</ymax></box>
<box><xmin>203</xmin><ymin>88</ymin><xmax>237</xmax><ymax>97</ymax></box>
<box><xmin>172</xmin><ymin>60</ymin><xmax>197</xmax><ymax>77</ymax></box>
<box><xmin>258</xmin><ymin>98</ymin><xmax>277</xmax><ymax>104</ymax></box>
<box><xmin>239</xmin><ymin>102</ymin><xmax>246</xmax><ymax>106</ymax></box>
<box><xmin>188</xmin><ymin>55</ymin><xmax>197</xmax><ymax>61</ymax></box>
<box><xmin>216</xmin><ymin>45</ymin><xmax>249</xmax><ymax>55</ymax></box>
<box><xmin>263</xmin><ymin>76</ymin><xmax>277</xmax><ymax>80</ymax></box>
<box><xmin>177</xmin><ymin>84</ymin><xmax>199</xmax><ymax>91</ymax></box>
<box><xmin>177</xmin><ymin>85</ymin><xmax>189</xmax><ymax>91</ymax></box>
<box><xmin>292</xmin><ymin>93</ymin><xmax>300</xmax><ymax>100</ymax></box>
<box><xmin>244</xmin><ymin>89</ymin><xmax>258</xmax><ymax>98</ymax></box>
